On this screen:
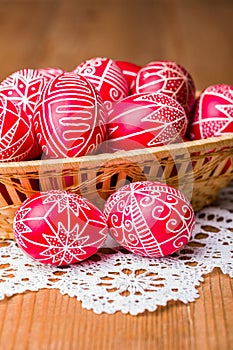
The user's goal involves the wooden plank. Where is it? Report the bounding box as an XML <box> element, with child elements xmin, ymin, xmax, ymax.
<box><xmin>0</xmin><ymin>269</ymin><xmax>232</xmax><ymax>350</ymax></box>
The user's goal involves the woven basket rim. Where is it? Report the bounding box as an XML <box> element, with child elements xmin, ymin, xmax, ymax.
<box><xmin>0</xmin><ymin>134</ymin><xmax>232</xmax><ymax>171</ymax></box>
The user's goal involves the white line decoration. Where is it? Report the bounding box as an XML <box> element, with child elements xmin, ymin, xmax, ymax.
<box><xmin>73</xmin><ymin>57</ymin><xmax>129</xmax><ymax>112</ymax></box>
<box><xmin>115</xmin><ymin>60</ymin><xmax>141</xmax><ymax>88</ymax></box>
<box><xmin>13</xmin><ymin>190</ymin><xmax>108</xmax><ymax>266</ymax></box>
<box><xmin>0</xmin><ymin>69</ymin><xmax>46</xmax><ymax>118</ymax></box>
<box><xmin>189</xmin><ymin>84</ymin><xmax>233</xmax><ymax>140</ymax></box>
<box><xmin>132</xmin><ymin>60</ymin><xmax>195</xmax><ymax>115</ymax></box>
<box><xmin>106</xmin><ymin>92</ymin><xmax>187</xmax><ymax>152</ymax></box>
<box><xmin>0</xmin><ymin>69</ymin><xmax>47</xmax><ymax>159</ymax></box>
<box><xmin>103</xmin><ymin>181</ymin><xmax>194</xmax><ymax>258</ymax></box>
<box><xmin>2</xmin><ymin>184</ymin><xmax>233</xmax><ymax>315</ymax></box>
<box><xmin>34</xmin><ymin>72</ymin><xmax>107</xmax><ymax>158</ymax></box>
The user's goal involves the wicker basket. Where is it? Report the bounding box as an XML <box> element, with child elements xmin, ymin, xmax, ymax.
<box><xmin>0</xmin><ymin>134</ymin><xmax>233</xmax><ymax>240</ymax></box>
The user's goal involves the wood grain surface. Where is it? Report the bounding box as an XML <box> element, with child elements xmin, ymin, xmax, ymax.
<box><xmin>0</xmin><ymin>269</ymin><xmax>232</xmax><ymax>350</ymax></box>
<box><xmin>0</xmin><ymin>0</ymin><xmax>232</xmax><ymax>349</ymax></box>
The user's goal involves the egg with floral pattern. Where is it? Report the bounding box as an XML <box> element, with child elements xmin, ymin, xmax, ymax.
<box><xmin>106</xmin><ymin>92</ymin><xmax>187</xmax><ymax>151</ymax></box>
<box><xmin>13</xmin><ymin>190</ymin><xmax>108</xmax><ymax>266</ymax></box>
<box><xmin>188</xmin><ymin>84</ymin><xmax>233</xmax><ymax>140</ymax></box>
<box><xmin>132</xmin><ymin>60</ymin><xmax>195</xmax><ymax>116</ymax></box>
<box><xmin>0</xmin><ymin>69</ymin><xmax>45</xmax><ymax>118</ymax></box>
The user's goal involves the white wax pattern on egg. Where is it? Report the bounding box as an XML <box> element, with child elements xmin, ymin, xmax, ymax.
<box><xmin>103</xmin><ymin>181</ymin><xmax>195</xmax><ymax>258</ymax></box>
<box><xmin>13</xmin><ymin>190</ymin><xmax>108</xmax><ymax>266</ymax></box>
<box><xmin>33</xmin><ymin>72</ymin><xmax>107</xmax><ymax>158</ymax></box>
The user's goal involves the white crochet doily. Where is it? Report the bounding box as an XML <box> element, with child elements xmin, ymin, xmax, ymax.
<box><xmin>0</xmin><ymin>184</ymin><xmax>232</xmax><ymax>315</ymax></box>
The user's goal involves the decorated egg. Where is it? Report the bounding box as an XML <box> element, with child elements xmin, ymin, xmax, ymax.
<box><xmin>13</xmin><ymin>190</ymin><xmax>108</xmax><ymax>266</ymax></box>
<box><xmin>73</xmin><ymin>57</ymin><xmax>129</xmax><ymax>113</ymax></box>
<box><xmin>0</xmin><ymin>69</ymin><xmax>46</xmax><ymax>159</ymax></box>
<box><xmin>0</xmin><ymin>95</ymin><xmax>34</xmax><ymax>162</ymax></box>
<box><xmin>34</xmin><ymin>72</ymin><xmax>107</xmax><ymax>158</ymax></box>
<box><xmin>103</xmin><ymin>181</ymin><xmax>195</xmax><ymax>257</ymax></box>
<box><xmin>0</xmin><ymin>69</ymin><xmax>45</xmax><ymax>118</ymax></box>
<box><xmin>115</xmin><ymin>60</ymin><xmax>141</xmax><ymax>88</ymax></box>
<box><xmin>106</xmin><ymin>92</ymin><xmax>187</xmax><ymax>151</ymax></box>
<box><xmin>188</xmin><ymin>84</ymin><xmax>233</xmax><ymax>140</ymax></box>
<box><xmin>131</xmin><ymin>60</ymin><xmax>195</xmax><ymax>115</ymax></box>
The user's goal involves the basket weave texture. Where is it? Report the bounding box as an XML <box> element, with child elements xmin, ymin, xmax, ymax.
<box><xmin>0</xmin><ymin>134</ymin><xmax>233</xmax><ymax>240</ymax></box>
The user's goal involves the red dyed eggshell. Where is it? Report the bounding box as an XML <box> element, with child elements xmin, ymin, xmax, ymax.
<box><xmin>34</xmin><ymin>72</ymin><xmax>107</xmax><ymax>158</ymax></box>
<box><xmin>73</xmin><ymin>57</ymin><xmax>129</xmax><ymax>113</ymax></box>
<box><xmin>115</xmin><ymin>60</ymin><xmax>141</xmax><ymax>88</ymax></box>
<box><xmin>0</xmin><ymin>69</ymin><xmax>46</xmax><ymax>118</ymax></box>
<box><xmin>189</xmin><ymin>84</ymin><xmax>233</xmax><ymax>140</ymax></box>
<box><xmin>132</xmin><ymin>60</ymin><xmax>195</xmax><ymax>115</ymax></box>
<box><xmin>0</xmin><ymin>69</ymin><xmax>46</xmax><ymax>159</ymax></box>
<box><xmin>0</xmin><ymin>96</ymin><xmax>34</xmax><ymax>162</ymax></box>
<box><xmin>13</xmin><ymin>190</ymin><xmax>108</xmax><ymax>266</ymax></box>
<box><xmin>106</xmin><ymin>92</ymin><xmax>187</xmax><ymax>151</ymax></box>
<box><xmin>103</xmin><ymin>181</ymin><xmax>195</xmax><ymax>257</ymax></box>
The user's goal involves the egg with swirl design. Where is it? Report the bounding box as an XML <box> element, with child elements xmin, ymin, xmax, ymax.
<box><xmin>103</xmin><ymin>181</ymin><xmax>195</xmax><ymax>257</ymax></box>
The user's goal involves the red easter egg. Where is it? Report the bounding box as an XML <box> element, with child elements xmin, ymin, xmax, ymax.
<box><xmin>103</xmin><ymin>181</ymin><xmax>195</xmax><ymax>257</ymax></box>
<box><xmin>0</xmin><ymin>69</ymin><xmax>46</xmax><ymax>118</ymax></box>
<box><xmin>115</xmin><ymin>60</ymin><xmax>141</xmax><ymax>88</ymax></box>
<box><xmin>13</xmin><ymin>190</ymin><xmax>108</xmax><ymax>266</ymax></box>
<box><xmin>132</xmin><ymin>60</ymin><xmax>195</xmax><ymax>115</ymax></box>
<box><xmin>73</xmin><ymin>57</ymin><xmax>129</xmax><ymax>113</ymax></box>
<box><xmin>0</xmin><ymin>96</ymin><xmax>34</xmax><ymax>162</ymax></box>
<box><xmin>188</xmin><ymin>84</ymin><xmax>233</xmax><ymax>140</ymax></box>
<box><xmin>0</xmin><ymin>69</ymin><xmax>46</xmax><ymax>159</ymax></box>
<box><xmin>34</xmin><ymin>72</ymin><xmax>107</xmax><ymax>158</ymax></box>
<box><xmin>106</xmin><ymin>92</ymin><xmax>187</xmax><ymax>151</ymax></box>
<box><xmin>38</xmin><ymin>67</ymin><xmax>64</xmax><ymax>81</ymax></box>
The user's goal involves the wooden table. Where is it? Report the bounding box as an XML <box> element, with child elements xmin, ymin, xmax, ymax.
<box><xmin>0</xmin><ymin>1</ymin><xmax>232</xmax><ymax>349</ymax></box>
